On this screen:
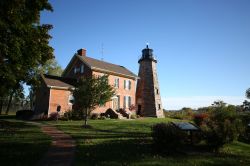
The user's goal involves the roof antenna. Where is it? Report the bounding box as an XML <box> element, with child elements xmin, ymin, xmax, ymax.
<box><xmin>101</xmin><ymin>43</ymin><xmax>104</xmax><ymax>61</ymax></box>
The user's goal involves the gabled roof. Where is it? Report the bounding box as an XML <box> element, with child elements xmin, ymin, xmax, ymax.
<box><xmin>42</xmin><ymin>74</ymin><xmax>75</xmax><ymax>89</ymax></box>
<box><xmin>77</xmin><ymin>55</ymin><xmax>137</xmax><ymax>78</ymax></box>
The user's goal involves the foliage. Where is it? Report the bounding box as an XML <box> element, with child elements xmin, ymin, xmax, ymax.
<box><xmin>16</xmin><ymin>109</ymin><xmax>34</xmax><ymax>120</ymax></box>
<box><xmin>49</xmin><ymin>112</ymin><xmax>59</xmax><ymax>121</ymax></box>
<box><xmin>73</xmin><ymin>75</ymin><xmax>115</xmax><ymax>126</ymax></box>
<box><xmin>246</xmin><ymin>88</ymin><xmax>250</xmax><ymax>99</ymax></box>
<box><xmin>118</xmin><ymin>108</ymin><xmax>129</xmax><ymax>118</ymax></box>
<box><xmin>193</xmin><ymin>113</ymin><xmax>209</xmax><ymax>126</ymax></box>
<box><xmin>129</xmin><ymin>104</ymin><xmax>136</xmax><ymax>112</ymax></box>
<box><xmin>152</xmin><ymin>123</ymin><xmax>184</xmax><ymax>152</ymax></box>
<box><xmin>0</xmin><ymin>0</ymin><xmax>54</xmax><ymax>101</ymax></box>
<box><xmin>63</xmin><ymin>109</ymin><xmax>84</xmax><ymax>120</ymax></box>
<box><xmin>202</xmin><ymin>104</ymin><xmax>244</xmax><ymax>151</ymax></box>
<box><xmin>104</xmin><ymin>108</ymin><xmax>119</xmax><ymax>119</ymax></box>
<box><xmin>242</xmin><ymin>100</ymin><xmax>250</xmax><ymax>111</ymax></box>
<box><xmin>43</xmin><ymin>118</ymin><xmax>249</xmax><ymax>165</ymax></box>
<box><xmin>90</xmin><ymin>113</ymin><xmax>100</xmax><ymax>120</ymax></box>
<box><xmin>130</xmin><ymin>114</ymin><xmax>137</xmax><ymax>119</ymax></box>
<box><xmin>164</xmin><ymin>108</ymin><xmax>194</xmax><ymax>120</ymax></box>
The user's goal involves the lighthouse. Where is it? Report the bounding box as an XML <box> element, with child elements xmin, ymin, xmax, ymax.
<box><xmin>136</xmin><ymin>45</ymin><xmax>164</xmax><ymax>118</ymax></box>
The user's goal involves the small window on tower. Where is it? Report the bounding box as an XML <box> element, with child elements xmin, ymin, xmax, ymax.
<box><xmin>158</xmin><ymin>104</ymin><xmax>161</xmax><ymax>110</ymax></box>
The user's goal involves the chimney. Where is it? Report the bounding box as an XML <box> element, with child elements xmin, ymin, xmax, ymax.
<box><xmin>77</xmin><ymin>48</ymin><xmax>86</xmax><ymax>56</ymax></box>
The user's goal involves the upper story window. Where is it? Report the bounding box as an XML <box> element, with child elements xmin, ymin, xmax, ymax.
<box><xmin>124</xmin><ymin>80</ymin><xmax>131</xmax><ymax>90</ymax></box>
<box><xmin>74</xmin><ymin>67</ymin><xmax>80</xmax><ymax>74</ymax></box>
<box><xmin>80</xmin><ymin>64</ymin><xmax>84</xmax><ymax>73</ymax></box>
<box><xmin>74</xmin><ymin>64</ymin><xmax>84</xmax><ymax>74</ymax></box>
<box><xmin>114</xmin><ymin>78</ymin><xmax>119</xmax><ymax>88</ymax></box>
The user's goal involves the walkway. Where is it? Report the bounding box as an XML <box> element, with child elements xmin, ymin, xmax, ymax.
<box><xmin>30</xmin><ymin>123</ymin><xmax>76</xmax><ymax>166</ymax></box>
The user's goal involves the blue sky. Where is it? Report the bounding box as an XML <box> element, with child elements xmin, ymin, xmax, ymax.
<box><xmin>41</xmin><ymin>0</ymin><xmax>250</xmax><ymax>109</ymax></box>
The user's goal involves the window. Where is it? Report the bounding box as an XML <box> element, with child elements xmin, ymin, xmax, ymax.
<box><xmin>117</xmin><ymin>95</ymin><xmax>120</xmax><ymax>109</ymax></box>
<box><xmin>158</xmin><ymin>104</ymin><xmax>161</xmax><ymax>110</ymax></box>
<box><xmin>124</xmin><ymin>80</ymin><xmax>131</xmax><ymax>90</ymax></box>
<box><xmin>114</xmin><ymin>78</ymin><xmax>119</xmax><ymax>88</ymax></box>
<box><xmin>80</xmin><ymin>64</ymin><xmax>84</xmax><ymax>73</ymax></box>
<box><xmin>123</xmin><ymin>96</ymin><xmax>131</xmax><ymax>108</ymax></box>
<box><xmin>74</xmin><ymin>66</ymin><xmax>80</xmax><ymax>74</ymax></box>
<box><xmin>156</xmin><ymin>88</ymin><xmax>159</xmax><ymax>94</ymax></box>
<box><xmin>69</xmin><ymin>94</ymin><xmax>74</xmax><ymax>104</ymax></box>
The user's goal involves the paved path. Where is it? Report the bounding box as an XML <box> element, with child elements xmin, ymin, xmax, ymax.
<box><xmin>29</xmin><ymin>122</ymin><xmax>76</xmax><ymax>166</ymax></box>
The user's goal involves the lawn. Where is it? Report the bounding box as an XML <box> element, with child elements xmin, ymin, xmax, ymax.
<box><xmin>0</xmin><ymin>116</ymin><xmax>51</xmax><ymax>166</ymax></box>
<box><xmin>48</xmin><ymin>118</ymin><xmax>250</xmax><ymax>166</ymax></box>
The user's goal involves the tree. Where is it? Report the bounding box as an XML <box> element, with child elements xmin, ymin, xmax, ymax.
<box><xmin>211</xmin><ymin>100</ymin><xmax>226</xmax><ymax>107</ymax></box>
<box><xmin>0</xmin><ymin>0</ymin><xmax>54</xmax><ymax>104</ymax></box>
<box><xmin>202</xmin><ymin>103</ymin><xmax>244</xmax><ymax>151</ymax></box>
<box><xmin>28</xmin><ymin>58</ymin><xmax>63</xmax><ymax>109</ymax></box>
<box><xmin>246</xmin><ymin>88</ymin><xmax>250</xmax><ymax>99</ymax></box>
<box><xmin>73</xmin><ymin>75</ymin><xmax>115</xmax><ymax>127</ymax></box>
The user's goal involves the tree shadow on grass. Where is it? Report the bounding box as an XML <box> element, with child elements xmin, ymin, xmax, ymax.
<box><xmin>76</xmin><ymin>138</ymin><xmax>153</xmax><ymax>166</ymax></box>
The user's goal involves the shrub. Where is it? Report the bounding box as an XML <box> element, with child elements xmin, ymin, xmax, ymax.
<box><xmin>104</xmin><ymin>108</ymin><xmax>118</xmax><ymax>119</ymax></box>
<box><xmin>130</xmin><ymin>114</ymin><xmax>137</xmax><ymax>119</ymax></box>
<box><xmin>63</xmin><ymin>109</ymin><xmax>84</xmax><ymax>120</ymax></box>
<box><xmin>90</xmin><ymin>113</ymin><xmax>99</xmax><ymax>120</ymax></box>
<box><xmin>193</xmin><ymin>113</ymin><xmax>209</xmax><ymax>126</ymax></box>
<box><xmin>152</xmin><ymin>123</ymin><xmax>183</xmax><ymax>152</ymax></box>
<box><xmin>16</xmin><ymin>110</ymin><xmax>34</xmax><ymax>120</ymax></box>
<box><xmin>49</xmin><ymin>112</ymin><xmax>59</xmax><ymax>121</ymax></box>
<box><xmin>118</xmin><ymin>108</ymin><xmax>129</xmax><ymax>118</ymax></box>
<box><xmin>202</xmin><ymin>105</ymin><xmax>244</xmax><ymax>151</ymax></box>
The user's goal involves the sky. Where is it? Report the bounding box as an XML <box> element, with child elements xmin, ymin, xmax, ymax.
<box><xmin>40</xmin><ymin>0</ymin><xmax>250</xmax><ymax>110</ymax></box>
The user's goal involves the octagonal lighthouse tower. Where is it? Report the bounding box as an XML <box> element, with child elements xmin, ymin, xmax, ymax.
<box><xmin>136</xmin><ymin>45</ymin><xmax>165</xmax><ymax>118</ymax></box>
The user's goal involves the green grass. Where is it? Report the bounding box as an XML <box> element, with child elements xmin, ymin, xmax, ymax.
<box><xmin>48</xmin><ymin>118</ymin><xmax>250</xmax><ymax>166</ymax></box>
<box><xmin>0</xmin><ymin>117</ymin><xmax>51</xmax><ymax>166</ymax></box>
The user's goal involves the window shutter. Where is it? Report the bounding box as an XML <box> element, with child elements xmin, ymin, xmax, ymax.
<box><xmin>117</xmin><ymin>95</ymin><xmax>120</xmax><ymax>109</ymax></box>
<box><xmin>117</xmin><ymin>78</ymin><xmax>119</xmax><ymax>88</ymax></box>
<box><xmin>124</xmin><ymin>80</ymin><xmax>126</xmax><ymax>89</ymax></box>
<box><xmin>129</xmin><ymin>81</ymin><xmax>131</xmax><ymax>90</ymax></box>
<box><xmin>128</xmin><ymin>96</ymin><xmax>131</xmax><ymax>107</ymax></box>
<box><xmin>123</xmin><ymin>96</ymin><xmax>126</xmax><ymax>108</ymax></box>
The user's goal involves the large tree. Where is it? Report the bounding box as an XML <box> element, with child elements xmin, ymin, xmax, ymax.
<box><xmin>73</xmin><ymin>75</ymin><xmax>115</xmax><ymax>127</ymax></box>
<box><xmin>28</xmin><ymin>58</ymin><xmax>63</xmax><ymax>109</ymax></box>
<box><xmin>0</xmin><ymin>0</ymin><xmax>54</xmax><ymax>102</ymax></box>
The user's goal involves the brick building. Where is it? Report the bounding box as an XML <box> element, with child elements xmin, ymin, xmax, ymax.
<box><xmin>34</xmin><ymin>49</ymin><xmax>137</xmax><ymax>117</ymax></box>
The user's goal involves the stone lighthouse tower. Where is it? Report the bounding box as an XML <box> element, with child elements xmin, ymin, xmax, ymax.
<box><xmin>136</xmin><ymin>45</ymin><xmax>164</xmax><ymax>118</ymax></box>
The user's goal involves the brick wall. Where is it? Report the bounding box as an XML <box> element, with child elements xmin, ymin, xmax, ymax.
<box><xmin>48</xmin><ymin>88</ymin><xmax>73</xmax><ymax>115</ymax></box>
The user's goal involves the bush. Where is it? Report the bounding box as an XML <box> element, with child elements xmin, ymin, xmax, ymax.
<box><xmin>49</xmin><ymin>112</ymin><xmax>59</xmax><ymax>121</ymax></box>
<box><xmin>202</xmin><ymin>105</ymin><xmax>244</xmax><ymax>151</ymax></box>
<box><xmin>193</xmin><ymin>113</ymin><xmax>209</xmax><ymax>126</ymax></box>
<box><xmin>118</xmin><ymin>108</ymin><xmax>129</xmax><ymax>118</ymax></box>
<box><xmin>16</xmin><ymin>110</ymin><xmax>34</xmax><ymax>120</ymax></box>
<box><xmin>90</xmin><ymin>113</ymin><xmax>100</xmax><ymax>120</ymax></box>
<box><xmin>130</xmin><ymin>114</ymin><xmax>137</xmax><ymax>119</ymax></box>
<box><xmin>64</xmin><ymin>109</ymin><xmax>84</xmax><ymax>120</ymax></box>
<box><xmin>152</xmin><ymin>123</ymin><xmax>183</xmax><ymax>152</ymax></box>
<box><xmin>104</xmin><ymin>108</ymin><xmax>118</xmax><ymax>119</ymax></box>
